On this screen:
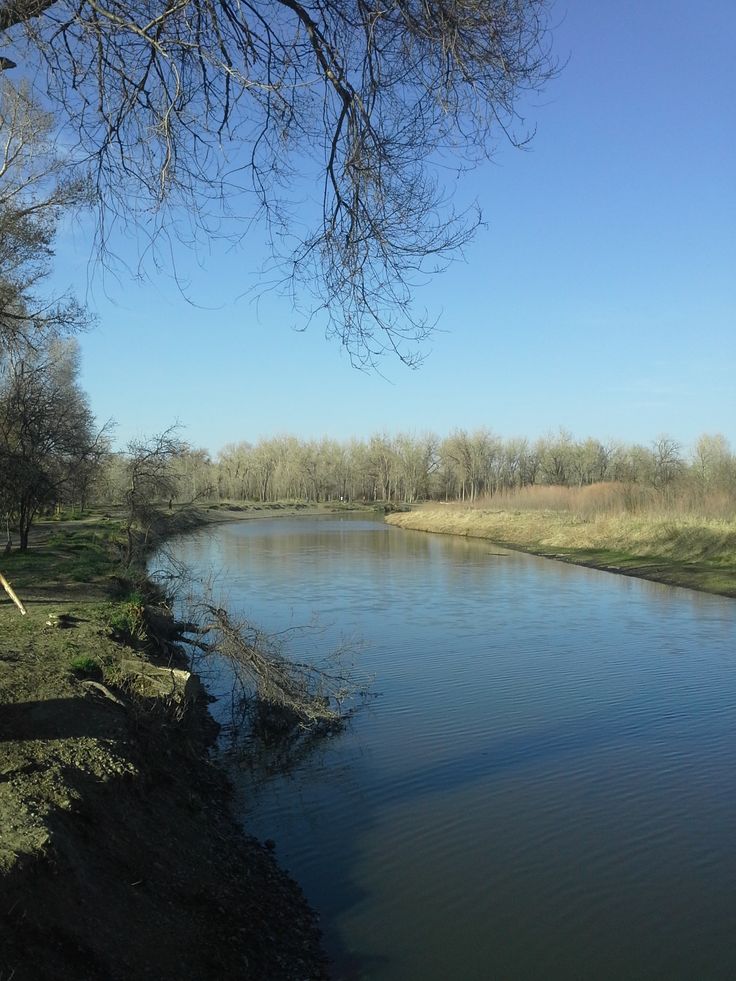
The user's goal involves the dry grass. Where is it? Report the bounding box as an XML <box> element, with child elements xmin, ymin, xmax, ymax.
<box><xmin>386</xmin><ymin>486</ymin><xmax>736</xmax><ymax>597</ymax></box>
<box><xmin>471</xmin><ymin>482</ymin><xmax>736</xmax><ymax>520</ymax></box>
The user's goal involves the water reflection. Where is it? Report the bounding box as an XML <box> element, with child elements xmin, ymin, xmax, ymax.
<box><xmin>164</xmin><ymin>514</ymin><xmax>736</xmax><ymax>981</ymax></box>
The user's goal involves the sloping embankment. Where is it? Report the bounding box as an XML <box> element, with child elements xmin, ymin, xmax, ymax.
<box><xmin>386</xmin><ymin>507</ymin><xmax>736</xmax><ymax>598</ymax></box>
<box><xmin>0</xmin><ymin>516</ymin><xmax>328</xmax><ymax>981</ymax></box>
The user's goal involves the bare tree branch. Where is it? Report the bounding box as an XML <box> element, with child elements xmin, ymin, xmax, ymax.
<box><xmin>0</xmin><ymin>79</ymin><xmax>92</xmax><ymax>353</ymax></box>
<box><xmin>2</xmin><ymin>0</ymin><xmax>557</xmax><ymax>365</ymax></box>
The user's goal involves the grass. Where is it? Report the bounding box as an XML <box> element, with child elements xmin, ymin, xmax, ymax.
<box><xmin>472</xmin><ymin>482</ymin><xmax>736</xmax><ymax>520</ymax></box>
<box><xmin>69</xmin><ymin>654</ymin><xmax>103</xmax><ymax>678</ymax></box>
<box><xmin>386</xmin><ymin>488</ymin><xmax>736</xmax><ymax>598</ymax></box>
<box><xmin>106</xmin><ymin>591</ymin><xmax>147</xmax><ymax>643</ymax></box>
<box><xmin>2</xmin><ymin>517</ymin><xmax>123</xmax><ymax>589</ymax></box>
<box><xmin>0</xmin><ymin>514</ymin><xmax>145</xmax><ymax>693</ymax></box>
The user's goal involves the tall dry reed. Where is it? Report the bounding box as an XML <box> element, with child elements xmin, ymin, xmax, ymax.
<box><xmin>467</xmin><ymin>482</ymin><xmax>735</xmax><ymax>521</ymax></box>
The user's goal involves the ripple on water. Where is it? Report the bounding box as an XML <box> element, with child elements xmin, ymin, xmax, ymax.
<box><xmin>161</xmin><ymin>516</ymin><xmax>736</xmax><ymax>981</ymax></box>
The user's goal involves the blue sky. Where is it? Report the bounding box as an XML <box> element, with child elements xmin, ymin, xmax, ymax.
<box><xmin>55</xmin><ymin>0</ymin><xmax>735</xmax><ymax>455</ymax></box>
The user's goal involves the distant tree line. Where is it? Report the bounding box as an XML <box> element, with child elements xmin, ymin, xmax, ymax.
<box><xmin>94</xmin><ymin>429</ymin><xmax>736</xmax><ymax>510</ymax></box>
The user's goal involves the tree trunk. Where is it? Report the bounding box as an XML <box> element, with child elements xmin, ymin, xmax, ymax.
<box><xmin>126</xmin><ymin>524</ymin><xmax>134</xmax><ymax>567</ymax></box>
<box><xmin>18</xmin><ymin>503</ymin><xmax>31</xmax><ymax>552</ymax></box>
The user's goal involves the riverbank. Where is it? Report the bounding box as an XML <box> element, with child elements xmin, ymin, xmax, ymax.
<box><xmin>386</xmin><ymin>506</ymin><xmax>736</xmax><ymax>598</ymax></box>
<box><xmin>0</xmin><ymin>511</ymin><xmax>329</xmax><ymax>980</ymax></box>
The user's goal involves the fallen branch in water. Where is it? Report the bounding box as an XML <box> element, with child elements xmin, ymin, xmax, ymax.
<box><xmin>147</xmin><ymin>557</ymin><xmax>370</xmax><ymax>738</ymax></box>
<box><xmin>190</xmin><ymin>603</ymin><xmax>362</xmax><ymax>731</ymax></box>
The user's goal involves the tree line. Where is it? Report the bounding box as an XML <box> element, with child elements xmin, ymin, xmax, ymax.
<box><xmin>94</xmin><ymin>430</ymin><xmax>736</xmax><ymax>511</ymax></box>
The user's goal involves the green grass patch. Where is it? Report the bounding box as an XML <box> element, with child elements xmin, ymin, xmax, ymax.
<box><xmin>69</xmin><ymin>654</ymin><xmax>102</xmax><ymax>678</ymax></box>
<box><xmin>106</xmin><ymin>592</ymin><xmax>147</xmax><ymax>643</ymax></box>
<box><xmin>49</xmin><ymin>507</ymin><xmax>86</xmax><ymax>521</ymax></box>
<box><xmin>2</xmin><ymin>519</ymin><xmax>124</xmax><ymax>589</ymax></box>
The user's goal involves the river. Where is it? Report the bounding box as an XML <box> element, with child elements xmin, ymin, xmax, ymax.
<box><xmin>163</xmin><ymin>513</ymin><xmax>736</xmax><ymax>980</ymax></box>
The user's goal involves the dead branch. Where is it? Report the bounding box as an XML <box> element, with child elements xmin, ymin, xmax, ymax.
<box><xmin>80</xmin><ymin>679</ymin><xmax>126</xmax><ymax>707</ymax></box>
<box><xmin>0</xmin><ymin>0</ymin><xmax>556</xmax><ymax>366</ymax></box>
<box><xmin>0</xmin><ymin>570</ymin><xmax>26</xmax><ymax>614</ymax></box>
<box><xmin>193</xmin><ymin>601</ymin><xmax>363</xmax><ymax>732</ymax></box>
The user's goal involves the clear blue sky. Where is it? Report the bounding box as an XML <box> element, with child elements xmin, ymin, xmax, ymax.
<box><xmin>54</xmin><ymin>0</ymin><xmax>735</xmax><ymax>456</ymax></box>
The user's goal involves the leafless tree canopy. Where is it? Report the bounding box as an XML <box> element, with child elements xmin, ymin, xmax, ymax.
<box><xmin>0</xmin><ymin>80</ymin><xmax>90</xmax><ymax>354</ymax></box>
<box><xmin>122</xmin><ymin>426</ymin><xmax>188</xmax><ymax>564</ymax></box>
<box><xmin>1</xmin><ymin>0</ymin><xmax>555</xmax><ymax>364</ymax></box>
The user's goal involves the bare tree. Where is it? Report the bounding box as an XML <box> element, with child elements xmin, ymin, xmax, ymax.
<box><xmin>692</xmin><ymin>434</ymin><xmax>733</xmax><ymax>490</ymax></box>
<box><xmin>394</xmin><ymin>432</ymin><xmax>437</xmax><ymax>503</ymax></box>
<box><xmin>1</xmin><ymin>0</ymin><xmax>555</xmax><ymax>365</ymax></box>
<box><xmin>122</xmin><ymin>426</ymin><xmax>188</xmax><ymax>565</ymax></box>
<box><xmin>192</xmin><ymin>602</ymin><xmax>361</xmax><ymax>732</ymax></box>
<box><xmin>651</xmin><ymin>436</ymin><xmax>683</xmax><ymax>493</ymax></box>
<box><xmin>0</xmin><ymin>79</ymin><xmax>91</xmax><ymax>354</ymax></box>
<box><xmin>0</xmin><ymin>338</ymin><xmax>107</xmax><ymax>549</ymax></box>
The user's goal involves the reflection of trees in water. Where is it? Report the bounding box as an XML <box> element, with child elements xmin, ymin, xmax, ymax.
<box><xmin>215</xmin><ymin>640</ymin><xmax>374</xmax><ymax>788</ymax></box>
<box><xmin>212</xmin><ymin>517</ymin><xmax>523</xmax><ymax>601</ymax></box>
<box><xmin>216</xmin><ymin>518</ymin><xmax>418</xmax><ymax>563</ymax></box>
<box><xmin>222</xmin><ymin>710</ymin><xmax>347</xmax><ymax>786</ymax></box>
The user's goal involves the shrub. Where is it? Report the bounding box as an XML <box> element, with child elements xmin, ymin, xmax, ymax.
<box><xmin>107</xmin><ymin>592</ymin><xmax>147</xmax><ymax>643</ymax></box>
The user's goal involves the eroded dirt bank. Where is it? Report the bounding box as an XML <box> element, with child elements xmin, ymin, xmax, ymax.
<box><xmin>0</xmin><ymin>516</ymin><xmax>328</xmax><ymax>980</ymax></box>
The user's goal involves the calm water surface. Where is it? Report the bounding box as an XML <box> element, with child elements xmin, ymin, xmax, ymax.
<box><xmin>167</xmin><ymin>514</ymin><xmax>736</xmax><ymax>980</ymax></box>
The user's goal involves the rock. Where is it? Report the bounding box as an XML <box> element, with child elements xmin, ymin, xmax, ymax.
<box><xmin>119</xmin><ymin>660</ymin><xmax>203</xmax><ymax>703</ymax></box>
